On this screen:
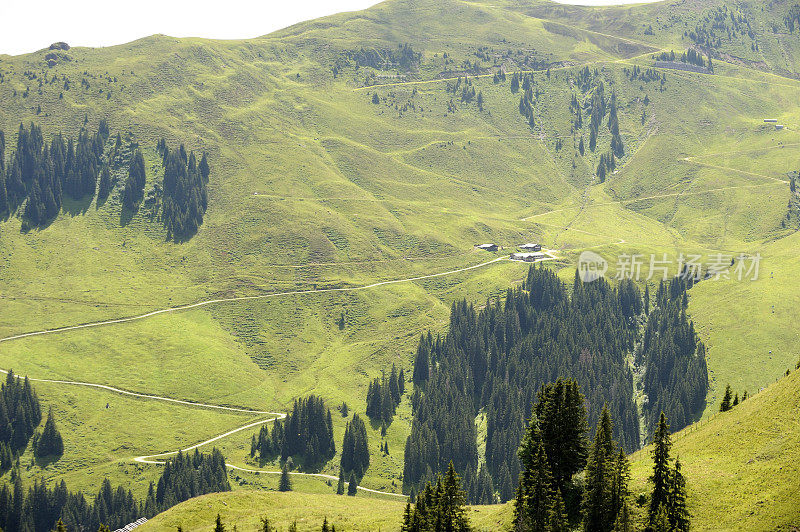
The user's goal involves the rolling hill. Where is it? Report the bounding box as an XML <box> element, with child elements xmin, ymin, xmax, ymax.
<box><xmin>0</xmin><ymin>0</ymin><xmax>799</xmax><ymax>528</ymax></box>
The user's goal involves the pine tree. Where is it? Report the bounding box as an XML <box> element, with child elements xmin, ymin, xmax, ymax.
<box><xmin>514</xmin><ymin>414</ymin><xmax>555</xmax><ymax>532</ymax></box>
<box><xmin>122</xmin><ymin>148</ymin><xmax>145</xmax><ymax>210</ymax></box>
<box><xmin>98</xmin><ymin>165</ymin><xmax>112</xmax><ymax>200</ymax></box>
<box><xmin>720</xmin><ymin>384</ymin><xmax>733</xmax><ymax>412</ymax></box>
<box><xmin>668</xmin><ymin>458</ymin><xmax>690</xmax><ymax>532</ymax></box>
<box><xmin>279</xmin><ymin>463</ymin><xmax>292</xmax><ymax>492</ymax></box>
<box><xmin>535</xmin><ymin>378</ymin><xmax>588</xmax><ymax>493</ymax></box>
<box><xmin>337</xmin><ymin>469</ymin><xmax>345</xmax><ymax>495</ymax></box>
<box><xmin>35</xmin><ymin>407</ymin><xmax>64</xmax><ymax>458</ymax></box>
<box><xmin>340</xmin><ymin>413</ymin><xmax>369</xmax><ymax>479</ymax></box>
<box><xmin>583</xmin><ymin>406</ymin><xmax>617</xmax><ymax>532</ymax></box>
<box><xmin>649</xmin><ymin>413</ymin><xmax>672</xmax><ymax>525</ymax></box>
<box><xmin>214</xmin><ymin>514</ymin><xmax>225</xmax><ymax>532</ymax></box>
<box><xmin>439</xmin><ymin>462</ymin><xmax>471</xmax><ymax>531</ymax></box>
<box><xmin>347</xmin><ymin>472</ymin><xmax>358</xmax><ymax>496</ymax></box>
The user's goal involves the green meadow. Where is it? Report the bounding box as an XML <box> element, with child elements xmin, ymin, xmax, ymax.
<box><xmin>0</xmin><ymin>0</ymin><xmax>799</xmax><ymax>527</ymax></box>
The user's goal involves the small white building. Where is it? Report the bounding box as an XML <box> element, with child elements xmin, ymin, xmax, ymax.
<box><xmin>510</xmin><ymin>252</ymin><xmax>546</xmax><ymax>262</ymax></box>
<box><xmin>519</xmin><ymin>243</ymin><xmax>542</xmax><ymax>252</ymax></box>
<box><xmin>776</xmin><ymin>124</ymin><xmax>785</xmax><ymax>130</ymax></box>
<box><xmin>764</xmin><ymin>119</ymin><xmax>778</xmax><ymax>123</ymax></box>
<box><xmin>476</xmin><ymin>243</ymin><xmax>498</xmax><ymax>252</ymax></box>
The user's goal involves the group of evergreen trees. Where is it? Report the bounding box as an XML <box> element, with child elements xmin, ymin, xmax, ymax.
<box><xmin>157</xmin><ymin>140</ymin><xmax>209</xmax><ymax>240</ymax></box>
<box><xmin>0</xmin><ymin>123</ymin><xmax>210</xmax><ymax>240</ymax></box>
<box><xmin>512</xmin><ymin>381</ymin><xmax>632</xmax><ymax>531</ymax></box>
<box><xmin>0</xmin><ymin>121</ymin><xmax>109</xmax><ymax>227</ymax></box>
<box><xmin>511</xmin><ymin>72</ymin><xmax>538</xmax><ymax>128</ymax></box>
<box><xmin>638</xmin><ymin>276</ymin><xmax>709</xmax><ymax>435</ymax></box>
<box><xmin>0</xmin><ymin>370</ymin><xmax>43</xmax><ymax>470</ymax></box>
<box><xmin>144</xmin><ymin>449</ymin><xmax>229</xmax><ymax>514</ymax></box>
<box><xmin>648</xmin><ymin>414</ymin><xmax>690</xmax><ymax>531</ymax></box>
<box><xmin>596</xmin><ymin>152</ymin><xmax>617</xmax><ymax>183</ymax></box>
<box><xmin>339</xmin><ymin>414</ymin><xmax>369</xmax><ymax>482</ymax></box>
<box><xmin>365</xmin><ymin>364</ymin><xmax>405</xmax><ymax>424</ymax></box>
<box><xmin>719</xmin><ymin>383</ymin><xmax>747</xmax><ymax>412</ymax></box>
<box><xmin>401</xmin><ymin>462</ymin><xmax>471</xmax><ymax>532</ymax></box>
<box><xmin>0</xmin><ymin>448</ymin><xmax>229</xmax><ymax>532</ymax></box>
<box><xmin>250</xmin><ymin>396</ymin><xmax>335</xmax><ymax>470</ymax></box>
<box><xmin>0</xmin><ymin>476</ymin><xmax>138</xmax><ymax>532</ymax></box>
<box><xmin>404</xmin><ymin>266</ymin><xmax>642</xmax><ymax>503</ymax></box>
<box><xmin>34</xmin><ymin>408</ymin><xmax>64</xmax><ymax>460</ymax></box>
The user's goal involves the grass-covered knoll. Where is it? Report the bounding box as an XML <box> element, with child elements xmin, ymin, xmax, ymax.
<box><xmin>138</xmin><ymin>490</ymin><xmax>512</xmax><ymax>532</ymax></box>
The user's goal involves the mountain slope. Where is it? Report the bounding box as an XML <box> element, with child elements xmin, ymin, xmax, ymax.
<box><xmin>0</xmin><ymin>0</ymin><xmax>799</xmax><ymax>509</ymax></box>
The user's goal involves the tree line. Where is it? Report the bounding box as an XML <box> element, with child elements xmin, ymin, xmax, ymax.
<box><xmin>156</xmin><ymin>140</ymin><xmax>209</xmax><ymax>240</ymax></box>
<box><xmin>250</xmin><ymin>395</ymin><xmax>336</xmax><ymax>470</ymax></box>
<box><xmin>404</xmin><ymin>266</ymin><xmax>644</xmax><ymax>503</ymax></box>
<box><xmin>0</xmin><ymin>121</ymin><xmax>109</xmax><ymax>228</ymax></box>
<box><xmin>638</xmin><ymin>276</ymin><xmax>709</xmax><ymax>436</ymax></box>
<box><xmin>365</xmin><ymin>363</ymin><xmax>405</xmax><ymax>425</ymax></box>
<box><xmin>0</xmin><ymin>122</ymin><xmax>210</xmax><ymax>240</ymax></box>
<box><xmin>0</xmin><ymin>446</ymin><xmax>229</xmax><ymax>532</ymax></box>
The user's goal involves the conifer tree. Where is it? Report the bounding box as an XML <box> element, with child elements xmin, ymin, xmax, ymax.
<box><xmin>97</xmin><ymin>165</ymin><xmax>112</xmax><ymax>200</ymax></box>
<box><xmin>347</xmin><ymin>472</ymin><xmax>358</xmax><ymax>496</ymax></box>
<box><xmin>668</xmin><ymin>458</ymin><xmax>690</xmax><ymax>532</ymax></box>
<box><xmin>534</xmin><ymin>378</ymin><xmax>588</xmax><ymax>494</ymax></box>
<box><xmin>337</xmin><ymin>469</ymin><xmax>345</xmax><ymax>495</ymax></box>
<box><xmin>341</xmin><ymin>413</ymin><xmax>370</xmax><ymax>479</ymax></box>
<box><xmin>720</xmin><ymin>384</ymin><xmax>733</xmax><ymax>412</ymax></box>
<box><xmin>35</xmin><ymin>407</ymin><xmax>64</xmax><ymax>458</ymax></box>
<box><xmin>649</xmin><ymin>413</ymin><xmax>672</xmax><ymax>525</ymax></box>
<box><xmin>514</xmin><ymin>414</ymin><xmax>555</xmax><ymax>532</ymax></box>
<box><xmin>214</xmin><ymin>514</ymin><xmax>225</xmax><ymax>532</ymax></box>
<box><xmin>583</xmin><ymin>406</ymin><xmax>618</xmax><ymax>532</ymax></box>
<box><xmin>279</xmin><ymin>463</ymin><xmax>292</xmax><ymax>492</ymax></box>
<box><xmin>122</xmin><ymin>148</ymin><xmax>145</xmax><ymax>210</ymax></box>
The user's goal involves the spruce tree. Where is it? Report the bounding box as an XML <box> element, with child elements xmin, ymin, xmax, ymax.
<box><xmin>337</xmin><ymin>469</ymin><xmax>345</xmax><ymax>495</ymax></box>
<box><xmin>649</xmin><ymin>413</ymin><xmax>672</xmax><ymax>525</ymax></box>
<box><xmin>514</xmin><ymin>414</ymin><xmax>555</xmax><ymax>532</ymax></box>
<box><xmin>279</xmin><ymin>463</ymin><xmax>292</xmax><ymax>492</ymax></box>
<box><xmin>534</xmin><ymin>378</ymin><xmax>588</xmax><ymax>493</ymax></box>
<box><xmin>720</xmin><ymin>384</ymin><xmax>733</xmax><ymax>412</ymax></box>
<box><xmin>583</xmin><ymin>406</ymin><xmax>617</xmax><ymax>532</ymax></box>
<box><xmin>214</xmin><ymin>514</ymin><xmax>225</xmax><ymax>532</ymax></box>
<box><xmin>347</xmin><ymin>472</ymin><xmax>358</xmax><ymax>496</ymax></box>
<box><xmin>668</xmin><ymin>458</ymin><xmax>690</xmax><ymax>532</ymax></box>
<box><xmin>35</xmin><ymin>407</ymin><xmax>64</xmax><ymax>458</ymax></box>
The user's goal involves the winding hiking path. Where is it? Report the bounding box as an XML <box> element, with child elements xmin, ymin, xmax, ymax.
<box><xmin>0</xmin><ymin>256</ymin><xmax>508</xmax><ymax>345</ymax></box>
<box><xmin>0</xmin><ymin>257</ymin><xmax>519</xmax><ymax>500</ymax></box>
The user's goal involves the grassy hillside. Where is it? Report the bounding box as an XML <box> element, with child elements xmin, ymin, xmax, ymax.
<box><xmin>141</xmin><ymin>366</ymin><xmax>800</xmax><ymax>531</ymax></box>
<box><xmin>138</xmin><ymin>490</ymin><xmax>513</xmax><ymax>532</ymax></box>
<box><xmin>628</xmin><ymin>366</ymin><xmax>800</xmax><ymax>531</ymax></box>
<box><xmin>0</xmin><ymin>0</ymin><xmax>798</xmax><ymax>520</ymax></box>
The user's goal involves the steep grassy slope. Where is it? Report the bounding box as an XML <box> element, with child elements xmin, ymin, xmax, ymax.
<box><xmin>629</xmin><ymin>367</ymin><xmax>800</xmax><ymax>531</ymax></box>
<box><xmin>0</xmin><ymin>0</ymin><xmax>799</xmax><ymax>509</ymax></box>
